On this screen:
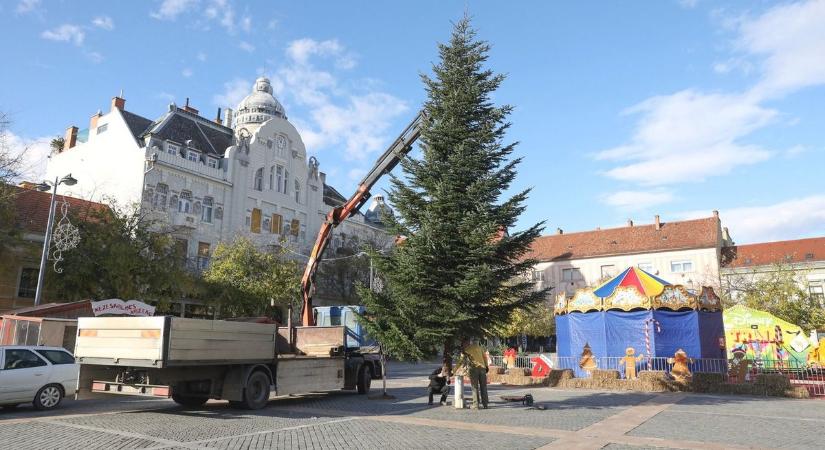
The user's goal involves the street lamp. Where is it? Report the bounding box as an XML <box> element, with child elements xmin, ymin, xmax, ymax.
<box><xmin>33</xmin><ymin>174</ymin><xmax>77</xmax><ymax>306</ymax></box>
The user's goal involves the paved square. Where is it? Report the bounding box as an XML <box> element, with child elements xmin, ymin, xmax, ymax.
<box><xmin>1</xmin><ymin>362</ymin><xmax>823</xmax><ymax>449</ymax></box>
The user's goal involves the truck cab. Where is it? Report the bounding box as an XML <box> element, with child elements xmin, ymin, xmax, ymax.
<box><xmin>313</xmin><ymin>306</ymin><xmax>375</xmax><ymax>349</ymax></box>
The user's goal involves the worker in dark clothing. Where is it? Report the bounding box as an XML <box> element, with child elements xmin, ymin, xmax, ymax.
<box><xmin>427</xmin><ymin>367</ymin><xmax>450</xmax><ymax>405</ymax></box>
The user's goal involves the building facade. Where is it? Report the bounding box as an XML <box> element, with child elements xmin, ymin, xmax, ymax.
<box><xmin>45</xmin><ymin>78</ymin><xmax>391</xmax><ymax>310</ymax></box>
<box><xmin>526</xmin><ymin>213</ymin><xmax>732</xmax><ymax>301</ymax></box>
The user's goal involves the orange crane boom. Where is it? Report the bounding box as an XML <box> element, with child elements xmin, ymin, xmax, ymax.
<box><xmin>300</xmin><ymin>112</ymin><xmax>425</xmax><ymax>326</ymax></box>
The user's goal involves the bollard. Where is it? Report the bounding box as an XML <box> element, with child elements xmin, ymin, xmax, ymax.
<box><xmin>453</xmin><ymin>375</ymin><xmax>464</xmax><ymax>409</ymax></box>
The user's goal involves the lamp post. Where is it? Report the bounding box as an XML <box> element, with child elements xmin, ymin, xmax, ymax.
<box><xmin>33</xmin><ymin>174</ymin><xmax>77</xmax><ymax>306</ymax></box>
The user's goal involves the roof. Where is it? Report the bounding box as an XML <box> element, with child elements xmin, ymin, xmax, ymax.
<box><xmin>120</xmin><ymin>109</ymin><xmax>154</xmax><ymax>142</ymax></box>
<box><xmin>6</xmin><ymin>184</ymin><xmax>109</xmax><ymax>235</ymax></box>
<box><xmin>141</xmin><ymin>107</ymin><xmax>233</xmax><ymax>157</ymax></box>
<box><xmin>526</xmin><ymin>216</ymin><xmax>721</xmax><ymax>262</ymax></box>
<box><xmin>721</xmin><ymin>237</ymin><xmax>825</xmax><ymax>268</ymax></box>
<box><xmin>7</xmin><ymin>300</ymin><xmax>93</xmax><ymax>319</ymax></box>
<box><xmin>323</xmin><ymin>183</ymin><xmax>347</xmax><ymax>207</ymax></box>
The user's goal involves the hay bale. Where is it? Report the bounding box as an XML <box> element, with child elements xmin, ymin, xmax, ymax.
<box><xmin>546</xmin><ymin>369</ymin><xmax>574</xmax><ymax>387</ymax></box>
<box><xmin>638</xmin><ymin>370</ymin><xmax>668</xmax><ymax>382</ymax></box>
<box><xmin>591</xmin><ymin>369</ymin><xmax>620</xmax><ymax>381</ymax></box>
<box><xmin>489</xmin><ymin>365</ymin><xmax>505</xmax><ymax>375</ymax></box>
<box><xmin>785</xmin><ymin>387</ymin><xmax>810</xmax><ymax>399</ymax></box>
<box><xmin>755</xmin><ymin>373</ymin><xmax>790</xmax><ymax>389</ymax></box>
<box><xmin>507</xmin><ymin>368</ymin><xmax>532</xmax><ymax>376</ymax></box>
<box><xmin>691</xmin><ymin>372</ymin><xmax>725</xmax><ymax>393</ymax></box>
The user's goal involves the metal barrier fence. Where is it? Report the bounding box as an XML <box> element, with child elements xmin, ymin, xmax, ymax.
<box><xmin>488</xmin><ymin>354</ymin><xmax>824</xmax><ymax>397</ymax></box>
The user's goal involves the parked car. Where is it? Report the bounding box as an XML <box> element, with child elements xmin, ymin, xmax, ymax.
<box><xmin>0</xmin><ymin>346</ymin><xmax>78</xmax><ymax>410</ymax></box>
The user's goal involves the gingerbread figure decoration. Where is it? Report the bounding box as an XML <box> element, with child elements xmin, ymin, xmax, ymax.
<box><xmin>728</xmin><ymin>346</ymin><xmax>750</xmax><ymax>382</ymax></box>
<box><xmin>667</xmin><ymin>348</ymin><xmax>694</xmax><ymax>383</ymax></box>
<box><xmin>579</xmin><ymin>343</ymin><xmax>598</xmax><ymax>375</ymax></box>
<box><xmin>619</xmin><ymin>347</ymin><xmax>644</xmax><ymax>379</ymax></box>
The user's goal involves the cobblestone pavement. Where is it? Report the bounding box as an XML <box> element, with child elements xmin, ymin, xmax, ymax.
<box><xmin>2</xmin><ymin>362</ymin><xmax>824</xmax><ymax>449</ymax></box>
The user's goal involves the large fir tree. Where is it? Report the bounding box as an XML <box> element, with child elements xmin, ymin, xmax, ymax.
<box><xmin>359</xmin><ymin>17</ymin><xmax>548</xmax><ymax>367</ymax></box>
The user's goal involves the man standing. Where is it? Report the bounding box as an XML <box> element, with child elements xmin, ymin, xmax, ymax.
<box><xmin>457</xmin><ymin>339</ymin><xmax>489</xmax><ymax>410</ymax></box>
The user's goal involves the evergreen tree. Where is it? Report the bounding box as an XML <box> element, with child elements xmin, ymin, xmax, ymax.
<box><xmin>359</xmin><ymin>17</ymin><xmax>548</xmax><ymax>367</ymax></box>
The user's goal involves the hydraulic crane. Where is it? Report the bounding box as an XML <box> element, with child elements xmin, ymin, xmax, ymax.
<box><xmin>300</xmin><ymin>112</ymin><xmax>426</xmax><ymax>326</ymax></box>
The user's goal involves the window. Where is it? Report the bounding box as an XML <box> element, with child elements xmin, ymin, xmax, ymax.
<box><xmin>154</xmin><ymin>183</ymin><xmax>168</xmax><ymax>210</ymax></box>
<box><xmin>275</xmin><ymin>165</ymin><xmax>284</xmax><ymax>193</ymax></box>
<box><xmin>671</xmin><ymin>260</ymin><xmax>694</xmax><ymax>273</ymax></box>
<box><xmin>283</xmin><ymin>169</ymin><xmax>289</xmax><ymax>194</ymax></box>
<box><xmin>17</xmin><ymin>268</ymin><xmax>39</xmax><ymax>298</ymax></box>
<box><xmin>532</xmin><ymin>270</ymin><xmax>544</xmax><ymax>282</ymax></box>
<box><xmin>810</xmin><ymin>285</ymin><xmax>824</xmax><ymax>302</ymax></box>
<box><xmin>600</xmin><ymin>265</ymin><xmax>616</xmax><ymax>279</ymax></box>
<box><xmin>251</xmin><ymin>208</ymin><xmax>262</xmax><ymax>233</ymax></box>
<box><xmin>96</xmin><ymin>123</ymin><xmax>108</xmax><ymax>134</ymax></box>
<box><xmin>202</xmin><ymin>196</ymin><xmax>213</xmax><ymax>222</ymax></box>
<box><xmin>167</xmin><ymin>143</ymin><xmax>179</xmax><ymax>155</ymax></box>
<box><xmin>207</xmin><ymin>158</ymin><xmax>218</xmax><ymax>169</ymax></box>
<box><xmin>197</xmin><ymin>242</ymin><xmax>211</xmax><ymax>270</ymax></box>
<box><xmin>178</xmin><ymin>190</ymin><xmax>192</xmax><ymax>213</ymax></box>
<box><xmin>294</xmin><ymin>180</ymin><xmax>301</xmax><ymax>203</ymax></box>
<box><xmin>562</xmin><ymin>268</ymin><xmax>582</xmax><ymax>281</ymax></box>
<box><xmin>34</xmin><ymin>349</ymin><xmax>75</xmax><ymax>365</ymax></box>
<box><xmin>3</xmin><ymin>349</ymin><xmax>47</xmax><ymax>370</ymax></box>
<box><xmin>269</xmin><ymin>166</ymin><xmax>275</xmax><ymax>190</ymax></box>
<box><xmin>254</xmin><ymin>167</ymin><xmax>264</xmax><ymax>191</ymax></box>
<box><xmin>271</xmin><ymin>213</ymin><xmax>283</xmax><ymax>234</ymax></box>
<box><xmin>187</xmin><ymin>151</ymin><xmax>199</xmax><ymax>162</ymax></box>
<box><xmin>290</xmin><ymin>219</ymin><xmax>300</xmax><ymax>236</ymax></box>
<box><xmin>638</xmin><ymin>262</ymin><xmax>654</xmax><ymax>273</ymax></box>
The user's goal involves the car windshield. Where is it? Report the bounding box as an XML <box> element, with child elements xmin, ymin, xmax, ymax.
<box><xmin>34</xmin><ymin>349</ymin><xmax>75</xmax><ymax>365</ymax></box>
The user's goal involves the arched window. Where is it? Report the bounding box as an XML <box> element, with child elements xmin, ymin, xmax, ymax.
<box><xmin>178</xmin><ymin>190</ymin><xmax>192</xmax><ymax>213</ymax></box>
<box><xmin>254</xmin><ymin>167</ymin><xmax>264</xmax><ymax>191</ymax></box>
<box><xmin>294</xmin><ymin>180</ymin><xmax>301</xmax><ymax>204</ymax></box>
<box><xmin>202</xmin><ymin>197</ymin><xmax>213</xmax><ymax>223</ymax></box>
<box><xmin>269</xmin><ymin>166</ymin><xmax>275</xmax><ymax>190</ymax></box>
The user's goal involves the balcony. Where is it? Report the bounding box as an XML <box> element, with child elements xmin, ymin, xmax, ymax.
<box><xmin>149</xmin><ymin>149</ymin><xmax>229</xmax><ymax>182</ymax></box>
<box><xmin>172</xmin><ymin>213</ymin><xmax>197</xmax><ymax>229</ymax></box>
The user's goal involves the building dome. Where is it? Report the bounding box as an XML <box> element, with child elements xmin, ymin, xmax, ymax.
<box><xmin>364</xmin><ymin>195</ymin><xmax>394</xmax><ymax>225</ymax></box>
<box><xmin>233</xmin><ymin>77</ymin><xmax>286</xmax><ymax>128</ymax></box>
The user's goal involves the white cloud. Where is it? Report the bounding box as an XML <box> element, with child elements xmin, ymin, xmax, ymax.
<box><xmin>602</xmin><ymin>190</ymin><xmax>674</xmax><ymax>211</ymax></box>
<box><xmin>238</xmin><ymin>41</ymin><xmax>255</xmax><ymax>53</ymax></box>
<box><xmin>213</xmin><ymin>78</ymin><xmax>250</xmax><ymax>109</ymax></box>
<box><xmin>241</xmin><ymin>16</ymin><xmax>252</xmax><ymax>33</ymax></box>
<box><xmin>92</xmin><ymin>16</ymin><xmax>114</xmax><ymax>30</ymax></box>
<box><xmin>41</xmin><ymin>24</ymin><xmax>85</xmax><ymax>46</ymax></box>
<box><xmin>181</xmin><ymin>68</ymin><xmax>193</xmax><ymax>78</ymax></box>
<box><xmin>678</xmin><ymin>0</ymin><xmax>698</xmax><ymax>9</ymax></box>
<box><xmin>736</xmin><ymin>0</ymin><xmax>825</xmax><ymax>98</ymax></box>
<box><xmin>680</xmin><ymin>195</ymin><xmax>825</xmax><ymax>243</ymax></box>
<box><xmin>286</xmin><ymin>38</ymin><xmax>356</xmax><ymax>70</ymax></box>
<box><xmin>3</xmin><ymin>131</ymin><xmax>52</xmax><ymax>182</ymax></box>
<box><xmin>597</xmin><ymin>90</ymin><xmax>774</xmax><ymax>185</ymax></box>
<box><xmin>150</xmin><ymin>0</ymin><xmax>197</xmax><ymax>20</ymax></box>
<box><xmin>16</xmin><ymin>0</ymin><xmax>40</xmax><ymax>14</ymax></box>
<box><xmin>85</xmin><ymin>51</ymin><xmax>104</xmax><ymax>64</ymax></box>
<box><xmin>347</xmin><ymin>168</ymin><xmax>366</xmax><ymax>182</ymax></box>
<box><xmin>196</xmin><ymin>51</ymin><xmax>207</xmax><ymax>62</ymax></box>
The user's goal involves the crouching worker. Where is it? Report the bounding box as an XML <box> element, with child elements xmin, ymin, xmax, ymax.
<box><xmin>428</xmin><ymin>367</ymin><xmax>450</xmax><ymax>405</ymax></box>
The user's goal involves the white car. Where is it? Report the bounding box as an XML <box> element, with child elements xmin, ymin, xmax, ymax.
<box><xmin>0</xmin><ymin>346</ymin><xmax>78</xmax><ymax>410</ymax></box>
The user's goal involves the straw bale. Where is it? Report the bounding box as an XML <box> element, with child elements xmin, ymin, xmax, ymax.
<box><xmin>591</xmin><ymin>369</ymin><xmax>620</xmax><ymax>381</ymax></box>
<box><xmin>638</xmin><ymin>370</ymin><xmax>668</xmax><ymax>382</ymax></box>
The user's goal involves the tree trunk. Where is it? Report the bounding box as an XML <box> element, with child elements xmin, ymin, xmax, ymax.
<box><xmin>442</xmin><ymin>339</ymin><xmax>453</xmax><ymax>376</ymax></box>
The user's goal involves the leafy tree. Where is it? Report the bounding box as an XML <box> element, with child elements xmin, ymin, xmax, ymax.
<box><xmin>47</xmin><ymin>202</ymin><xmax>196</xmax><ymax>306</ymax></box>
<box><xmin>0</xmin><ymin>113</ymin><xmax>22</xmax><ymax>250</ymax></box>
<box><xmin>496</xmin><ymin>300</ymin><xmax>556</xmax><ymax>338</ymax></box>
<box><xmin>358</xmin><ymin>17</ymin><xmax>547</xmax><ymax>367</ymax></box>
<box><xmin>727</xmin><ymin>264</ymin><xmax>825</xmax><ymax>331</ymax></box>
<box><xmin>202</xmin><ymin>237</ymin><xmax>301</xmax><ymax>318</ymax></box>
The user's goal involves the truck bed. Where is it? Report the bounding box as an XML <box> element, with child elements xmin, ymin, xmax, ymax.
<box><xmin>75</xmin><ymin>316</ymin><xmax>277</xmax><ymax>368</ymax></box>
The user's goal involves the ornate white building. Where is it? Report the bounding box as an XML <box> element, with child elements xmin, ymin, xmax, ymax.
<box><xmin>46</xmin><ymin>78</ymin><xmax>391</xmax><ymax>313</ymax></box>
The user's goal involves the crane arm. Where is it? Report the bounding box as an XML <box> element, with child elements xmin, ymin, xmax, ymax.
<box><xmin>300</xmin><ymin>111</ymin><xmax>426</xmax><ymax>326</ymax></box>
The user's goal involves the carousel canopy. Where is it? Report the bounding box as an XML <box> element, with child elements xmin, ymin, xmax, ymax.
<box><xmin>593</xmin><ymin>267</ymin><xmax>671</xmax><ymax>298</ymax></box>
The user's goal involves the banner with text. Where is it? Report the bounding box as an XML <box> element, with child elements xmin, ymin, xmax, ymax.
<box><xmin>91</xmin><ymin>299</ymin><xmax>156</xmax><ymax>317</ymax></box>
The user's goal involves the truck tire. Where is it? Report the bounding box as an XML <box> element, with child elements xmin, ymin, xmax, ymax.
<box><xmin>172</xmin><ymin>394</ymin><xmax>208</xmax><ymax>408</ymax></box>
<box><xmin>241</xmin><ymin>371</ymin><xmax>270</xmax><ymax>410</ymax></box>
<box><xmin>357</xmin><ymin>365</ymin><xmax>371</xmax><ymax>394</ymax></box>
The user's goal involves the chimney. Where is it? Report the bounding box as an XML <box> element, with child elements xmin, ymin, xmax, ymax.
<box><xmin>556</xmin><ymin>228</ymin><xmax>563</xmax><ymax>235</ymax></box>
<box><xmin>713</xmin><ymin>210</ymin><xmax>719</xmax><ymax>219</ymax></box>
<box><xmin>627</xmin><ymin>219</ymin><xmax>634</xmax><ymax>227</ymax></box>
<box><xmin>182</xmin><ymin>97</ymin><xmax>199</xmax><ymax>115</ymax></box>
<box><xmin>90</xmin><ymin>109</ymin><xmax>103</xmax><ymax>131</ymax></box>
<box><xmin>224</xmin><ymin>108</ymin><xmax>234</xmax><ymax>127</ymax></box>
<box><xmin>215</xmin><ymin>107</ymin><xmax>222</xmax><ymax>125</ymax></box>
<box><xmin>654</xmin><ymin>214</ymin><xmax>661</xmax><ymax>230</ymax></box>
<box><xmin>723</xmin><ymin>227</ymin><xmax>733</xmax><ymax>245</ymax></box>
<box><xmin>111</xmin><ymin>93</ymin><xmax>125</xmax><ymax>112</ymax></box>
<box><xmin>63</xmin><ymin>126</ymin><xmax>78</xmax><ymax>151</ymax></box>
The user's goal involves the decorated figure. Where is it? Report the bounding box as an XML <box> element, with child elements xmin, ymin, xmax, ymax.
<box><xmin>579</xmin><ymin>343</ymin><xmax>598</xmax><ymax>375</ymax></box>
<box><xmin>729</xmin><ymin>347</ymin><xmax>750</xmax><ymax>382</ymax></box>
<box><xmin>667</xmin><ymin>349</ymin><xmax>693</xmax><ymax>383</ymax></box>
<box><xmin>619</xmin><ymin>347</ymin><xmax>644</xmax><ymax>379</ymax></box>
<box><xmin>503</xmin><ymin>348</ymin><xmax>518</xmax><ymax>369</ymax></box>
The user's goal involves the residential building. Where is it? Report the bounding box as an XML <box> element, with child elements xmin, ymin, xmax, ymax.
<box><xmin>721</xmin><ymin>237</ymin><xmax>825</xmax><ymax>303</ymax></box>
<box><xmin>526</xmin><ymin>212</ymin><xmax>732</xmax><ymax>299</ymax></box>
<box><xmin>0</xmin><ymin>185</ymin><xmax>108</xmax><ymax>312</ymax></box>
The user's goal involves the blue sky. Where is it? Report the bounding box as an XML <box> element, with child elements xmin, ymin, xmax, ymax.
<box><xmin>2</xmin><ymin>0</ymin><xmax>824</xmax><ymax>244</ymax></box>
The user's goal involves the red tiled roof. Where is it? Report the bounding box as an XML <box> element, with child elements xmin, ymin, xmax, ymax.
<box><xmin>526</xmin><ymin>216</ymin><xmax>721</xmax><ymax>262</ymax></box>
<box><xmin>7</xmin><ymin>184</ymin><xmax>109</xmax><ymax>235</ymax></box>
<box><xmin>721</xmin><ymin>237</ymin><xmax>825</xmax><ymax>268</ymax></box>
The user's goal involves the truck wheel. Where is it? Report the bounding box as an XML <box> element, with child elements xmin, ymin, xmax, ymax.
<box><xmin>357</xmin><ymin>365</ymin><xmax>371</xmax><ymax>394</ymax></box>
<box><xmin>241</xmin><ymin>371</ymin><xmax>270</xmax><ymax>410</ymax></box>
<box><xmin>172</xmin><ymin>394</ymin><xmax>208</xmax><ymax>408</ymax></box>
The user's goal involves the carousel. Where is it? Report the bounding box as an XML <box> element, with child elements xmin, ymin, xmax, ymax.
<box><xmin>554</xmin><ymin>267</ymin><xmax>725</xmax><ymax>368</ymax></box>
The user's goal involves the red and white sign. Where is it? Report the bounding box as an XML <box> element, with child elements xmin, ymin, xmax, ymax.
<box><xmin>91</xmin><ymin>299</ymin><xmax>156</xmax><ymax>317</ymax></box>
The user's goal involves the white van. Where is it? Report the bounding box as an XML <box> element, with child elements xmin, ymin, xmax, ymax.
<box><xmin>0</xmin><ymin>346</ymin><xmax>78</xmax><ymax>410</ymax></box>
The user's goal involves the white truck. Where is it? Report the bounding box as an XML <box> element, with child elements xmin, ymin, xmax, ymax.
<box><xmin>74</xmin><ymin>316</ymin><xmax>381</xmax><ymax>409</ymax></box>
